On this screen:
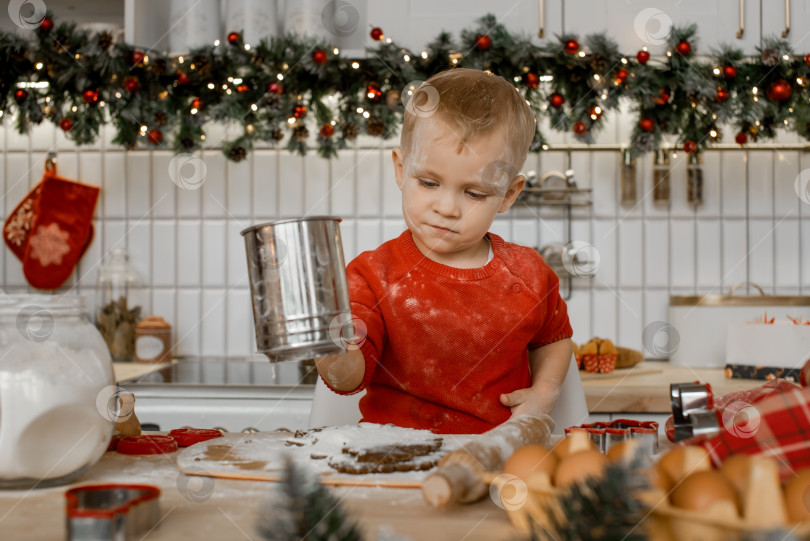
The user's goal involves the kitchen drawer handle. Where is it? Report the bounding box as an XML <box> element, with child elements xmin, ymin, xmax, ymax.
<box><xmin>537</xmin><ymin>0</ymin><xmax>545</xmax><ymax>38</ymax></box>
<box><xmin>736</xmin><ymin>0</ymin><xmax>744</xmax><ymax>38</ymax></box>
<box><xmin>728</xmin><ymin>281</ymin><xmax>765</xmax><ymax>296</ymax></box>
<box><xmin>782</xmin><ymin>0</ymin><xmax>790</xmax><ymax>37</ymax></box>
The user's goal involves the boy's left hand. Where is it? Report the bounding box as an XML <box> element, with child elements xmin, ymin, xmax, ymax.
<box><xmin>499</xmin><ymin>387</ymin><xmax>555</xmax><ymax>419</ymax></box>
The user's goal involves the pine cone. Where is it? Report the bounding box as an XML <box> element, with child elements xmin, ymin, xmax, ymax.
<box><xmin>151</xmin><ymin>59</ymin><xmax>168</xmax><ymax>77</ymax></box>
<box><xmin>341</xmin><ymin>123</ymin><xmax>358</xmax><ymax>140</ymax></box>
<box><xmin>194</xmin><ymin>57</ymin><xmax>212</xmax><ymax>78</ymax></box>
<box><xmin>228</xmin><ymin>145</ymin><xmax>247</xmax><ymax>162</ymax></box>
<box><xmin>97</xmin><ymin>31</ymin><xmax>113</xmax><ymax>50</ymax></box>
<box><xmin>264</xmin><ymin>93</ymin><xmax>282</xmax><ymax>110</ymax></box>
<box><xmin>153</xmin><ymin>111</ymin><xmax>168</xmax><ymax>127</ymax></box>
<box><xmin>292</xmin><ymin>125</ymin><xmax>309</xmax><ymax>143</ymax></box>
<box><xmin>271</xmin><ymin>128</ymin><xmax>284</xmax><ymax>142</ymax></box>
<box><xmin>569</xmin><ymin>71</ymin><xmax>583</xmax><ymax>83</ymax></box>
<box><xmin>367</xmin><ymin>117</ymin><xmax>385</xmax><ymax>136</ymax></box>
<box><xmin>761</xmin><ymin>48</ymin><xmax>780</xmax><ymax>66</ymax></box>
<box><xmin>589</xmin><ymin>55</ymin><xmax>608</xmax><ymax>73</ymax></box>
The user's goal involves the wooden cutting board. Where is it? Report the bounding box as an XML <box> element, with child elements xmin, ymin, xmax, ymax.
<box><xmin>176</xmin><ymin>429</ymin><xmax>469</xmax><ymax>489</ymax></box>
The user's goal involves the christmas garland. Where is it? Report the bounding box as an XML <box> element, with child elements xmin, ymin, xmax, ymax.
<box><xmin>2</xmin><ymin>13</ymin><xmax>810</xmax><ymax>161</ymax></box>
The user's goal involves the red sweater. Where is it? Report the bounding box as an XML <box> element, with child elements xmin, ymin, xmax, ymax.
<box><xmin>331</xmin><ymin>230</ymin><xmax>573</xmax><ymax>434</ymax></box>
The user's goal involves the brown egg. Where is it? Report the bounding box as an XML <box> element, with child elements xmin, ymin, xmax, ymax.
<box><xmin>719</xmin><ymin>454</ymin><xmax>751</xmax><ymax>496</ymax></box>
<box><xmin>670</xmin><ymin>470</ymin><xmax>739</xmax><ymax>516</ymax></box>
<box><xmin>552</xmin><ymin>431</ymin><xmax>597</xmax><ymax>460</ymax></box>
<box><xmin>554</xmin><ymin>449</ymin><xmax>608</xmax><ymax>488</ymax></box>
<box><xmin>784</xmin><ymin>468</ymin><xmax>810</xmax><ymax>523</ymax></box>
<box><xmin>503</xmin><ymin>444</ymin><xmax>558</xmax><ymax>481</ymax></box>
<box><xmin>657</xmin><ymin>445</ymin><xmax>710</xmax><ymax>486</ymax></box>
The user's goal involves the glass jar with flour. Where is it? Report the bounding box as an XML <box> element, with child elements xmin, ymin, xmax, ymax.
<box><xmin>0</xmin><ymin>294</ymin><xmax>116</xmax><ymax>488</ymax></box>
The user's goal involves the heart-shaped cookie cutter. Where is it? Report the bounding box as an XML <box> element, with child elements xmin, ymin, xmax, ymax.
<box><xmin>65</xmin><ymin>484</ymin><xmax>160</xmax><ymax>540</ymax></box>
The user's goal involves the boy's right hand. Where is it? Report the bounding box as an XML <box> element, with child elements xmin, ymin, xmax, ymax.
<box><xmin>313</xmin><ymin>348</ymin><xmax>365</xmax><ymax>392</ymax></box>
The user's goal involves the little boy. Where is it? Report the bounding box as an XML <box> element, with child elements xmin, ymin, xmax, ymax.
<box><xmin>315</xmin><ymin>68</ymin><xmax>574</xmax><ymax>434</ymax></box>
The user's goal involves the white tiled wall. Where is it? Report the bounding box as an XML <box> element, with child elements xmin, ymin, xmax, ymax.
<box><xmin>1</xmin><ymin>113</ymin><xmax>807</xmax><ymax>358</ymax></box>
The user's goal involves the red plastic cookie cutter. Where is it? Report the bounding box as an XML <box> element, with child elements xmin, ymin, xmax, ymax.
<box><xmin>169</xmin><ymin>428</ymin><xmax>224</xmax><ymax>447</ymax></box>
<box><xmin>65</xmin><ymin>484</ymin><xmax>160</xmax><ymax>540</ymax></box>
<box><xmin>116</xmin><ymin>435</ymin><xmax>178</xmax><ymax>455</ymax></box>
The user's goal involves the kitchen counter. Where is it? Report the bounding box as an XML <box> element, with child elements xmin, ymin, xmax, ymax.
<box><xmin>0</xmin><ymin>447</ymin><xmax>515</xmax><ymax>540</ymax></box>
<box><xmin>581</xmin><ymin>361</ymin><xmax>765</xmax><ymax>413</ymax></box>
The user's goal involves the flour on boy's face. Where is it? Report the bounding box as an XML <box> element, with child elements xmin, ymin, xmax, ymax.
<box><xmin>394</xmin><ymin>116</ymin><xmax>524</xmax><ymax>268</ymax></box>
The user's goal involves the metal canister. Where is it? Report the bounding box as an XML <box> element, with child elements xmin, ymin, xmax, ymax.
<box><xmin>241</xmin><ymin>217</ymin><xmax>353</xmax><ymax>363</ymax></box>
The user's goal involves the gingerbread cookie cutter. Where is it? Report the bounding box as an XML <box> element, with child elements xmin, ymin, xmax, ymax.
<box><xmin>65</xmin><ymin>484</ymin><xmax>160</xmax><ymax>540</ymax></box>
<box><xmin>670</xmin><ymin>382</ymin><xmax>721</xmax><ymax>442</ymax></box>
<box><xmin>565</xmin><ymin>419</ymin><xmax>659</xmax><ymax>454</ymax></box>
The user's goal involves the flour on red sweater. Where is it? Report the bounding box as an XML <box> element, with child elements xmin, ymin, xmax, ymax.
<box><xmin>327</xmin><ymin>230</ymin><xmax>572</xmax><ymax>435</ymax></box>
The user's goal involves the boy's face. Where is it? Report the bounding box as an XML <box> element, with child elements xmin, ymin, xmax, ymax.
<box><xmin>392</xmin><ymin>116</ymin><xmax>525</xmax><ymax>267</ymax></box>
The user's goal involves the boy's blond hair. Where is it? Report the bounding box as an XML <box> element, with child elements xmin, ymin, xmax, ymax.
<box><xmin>401</xmin><ymin>68</ymin><xmax>536</xmax><ymax>181</ymax></box>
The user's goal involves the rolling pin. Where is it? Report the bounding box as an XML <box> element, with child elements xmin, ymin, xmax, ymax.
<box><xmin>421</xmin><ymin>414</ymin><xmax>554</xmax><ymax>507</ymax></box>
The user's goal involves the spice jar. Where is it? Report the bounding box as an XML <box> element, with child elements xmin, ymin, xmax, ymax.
<box><xmin>96</xmin><ymin>249</ymin><xmax>142</xmax><ymax>362</ymax></box>
<box><xmin>0</xmin><ymin>294</ymin><xmax>115</xmax><ymax>489</ymax></box>
<box><xmin>135</xmin><ymin>316</ymin><xmax>172</xmax><ymax>363</ymax></box>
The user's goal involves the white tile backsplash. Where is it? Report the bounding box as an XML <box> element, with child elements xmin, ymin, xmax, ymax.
<box><xmin>1</xmin><ymin>124</ymin><xmax>806</xmax><ymax>356</ymax></box>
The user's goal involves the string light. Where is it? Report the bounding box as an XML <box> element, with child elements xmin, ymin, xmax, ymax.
<box><xmin>277</xmin><ymin>74</ymin><xmax>284</xmax><ymax>81</ymax></box>
<box><xmin>178</xmin><ymin>56</ymin><xmax>184</xmax><ymax>64</ymax></box>
<box><xmin>200</xmin><ymin>134</ymin><xmax>205</xmax><ymax>140</ymax></box>
<box><xmin>190</xmin><ymin>108</ymin><xmax>198</xmax><ymax>114</ymax></box>
<box><xmin>713</xmin><ymin>68</ymin><xmax>720</xmax><ymax>75</ymax></box>
<box><xmin>421</xmin><ymin>51</ymin><xmax>429</xmax><ymax>59</ymax></box>
<box><xmin>244</xmin><ymin>44</ymin><xmax>250</xmax><ymax>51</ymax></box>
<box><xmin>403</xmin><ymin>54</ymin><xmax>410</xmax><ymax>62</ymax></box>
<box><xmin>752</xmin><ymin>87</ymin><xmax>758</xmax><ymax>94</ymax></box>
<box><xmin>287</xmin><ymin>117</ymin><xmax>296</xmax><ymax>125</ymax></box>
<box><xmin>71</xmin><ymin>106</ymin><xmax>77</xmax><ymax>112</ymax></box>
<box><xmin>221</xmin><ymin>84</ymin><xmax>228</xmax><ymax>90</ymax></box>
<box><xmin>214</xmin><ymin>40</ymin><xmax>220</xmax><ymax>46</ymax></box>
<box><xmin>232</xmin><ymin>78</ymin><xmax>242</xmax><ymax>84</ymax></box>
<box><xmin>139</xmin><ymin>125</ymin><xmax>147</xmax><ymax>134</ymax></box>
<box><xmin>225</xmin><ymin>89</ymin><xmax>232</xmax><ymax>95</ymax></box>
<box><xmin>351</xmin><ymin>62</ymin><xmax>360</xmax><ymax>69</ymax></box>
<box><xmin>333</xmin><ymin>47</ymin><xmax>339</xmax><ymax>55</ymax></box>
<box><xmin>356</xmin><ymin>107</ymin><xmax>364</xmax><ymax>114</ymax></box>
<box><xmin>709</xmin><ymin>129</ymin><xmax>717</xmax><ymax>138</ymax></box>
<box><xmin>207</xmin><ymin>83</ymin><xmax>215</xmax><ymax>89</ymax></box>
<box><xmin>621</xmin><ymin>58</ymin><xmax>627</xmax><ymax>64</ymax></box>
<box><xmin>542</xmin><ymin>144</ymin><xmax>549</xmax><ymax>150</ymax></box>
<box><xmin>666</xmin><ymin>51</ymin><xmax>672</xmax><ymax>57</ymax></box>
<box><xmin>362</xmin><ymin>111</ymin><xmax>370</xmax><ymax>118</ymax></box>
<box><xmin>782</xmin><ymin>54</ymin><xmax>789</xmax><ymax>60</ymax></box>
<box><xmin>115</xmin><ymin>92</ymin><xmax>121</xmax><ymax>98</ymax></box>
<box><xmin>250</xmin><ymin>103</ymin><xmax>258</xmax><ymax>111</ymax></box>
<box><xmin>593</xmin><ymin>74</ymin><xmax>600</xmax><ymax>81</ymax></box>
<box><xmin>578</xmin><ymin>51</ymin><xmax>585</xmax><ymax>57</ymax></box>
<box><xmin>35</xmin><ymin>62</ymin><xmax>43</xmax><ymax>70</ymax></box>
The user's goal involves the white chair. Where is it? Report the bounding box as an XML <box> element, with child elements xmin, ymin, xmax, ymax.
<box><xmin>307</xmin><ymin>354</ymin><xmax>588</xmax><ymax>434</ymax></box>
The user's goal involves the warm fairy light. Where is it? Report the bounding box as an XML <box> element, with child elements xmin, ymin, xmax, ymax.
<box><xmin>214</xmin><ymin>40</ymin><xmax>220</xmax><ymax>46</ymax></box>
<box><xmin>362</xmin><ymin>111</ymin><xmax>370</xmax><ymax>118</ymax></box>
<box><xmin>752</xmin><ymin>87</ymin><xmax>758</xmax><ymax>94</ymax></box>
<box><xmin>710</xmin><ymin>129</ymin><xmax>717</xmax><ymax>137</ymax></box>
<box><xmin>403</xmin><ymin>54</ymin><xmax>410</xmax><ymax>62</ymax></box>
<box><xmin>277</xmin><ymin>74</ymin><xmax>284</xmax><ymax>80</ymax></box>
<box><xmin>232</xmin><ymin>78</ymin><xmax>242</xmax><ymax>84</ymax></box>
<box><xmin>246</xmin><ymin>124</ymin><xmax>254</xmax><ymax>134</ymax></box>
<box><xmin>178</xmin><ymin>56</ymin><xmax>184</xmax><ymax>63</ymax></box>
<box><xmin>72</xmin><ymin>106</ymin><xmax>78</xmax><ymax>112</ymax></box>
<box><xmin>143</xmin><ymin>56</ymin><xmax>149</xmax><ymax>64</ymax></box>
<box><xmin>451</xmin><ymin>58</ymin><xmax>459</xmax><ymax>65</ymax></box>
<box><xmin>331</xmin><ymin>120</ymin><xmax>337</xmax><ymax>125</ymax></box>
<box><xmin>784</xmin><ymin>119</ymin><xmax>789</xmax><ymax>125</ymax></box>
<box><xmin>200</xmin><ymin>135</ymin><xmax>205</xmax><ymax>140</ymax></box>
<box><xmin>221</xmin><ymin>84</ymin><xmax>228</xmax><ymax>90</ymax></box>
<box><xmin>45</xmin><ymin>96</ymin><xmax>50</xmax><ymax>102</ymax></box>
<box><xmin>755</xmin><ymin>120</ymin><xmax>761</xmax><ymax>126</ymax></box>
<box><xmin>227</xmin><ymin>77</ymin><xmax>234</xmax><ymax>82</ymax></box>
<box><xmin>542</xmin><ymin>144</ymin><xmax>549</xmax><ymax>150</ymax></box>
<box><xmin>74</xmin><ymin>54</ymin><xmax>80</xmax><ymax>59</ymax></box>
<box><xmin>99</xmin><ymin>101</ymin><xmax>105</xmax><ymax>107</ymax></box>
<box><xmin>333</xmin><ymin>48</ymin><xmax>339</xmax><ymax>55</ymax></box>
<box><xmin>250</xmin><ymin>103</ymin><xmax>258</xmax><ymax>111</ymax></box>
<box><xmin>287</xmin><ymin>117</ymin><xmax>296</xmax><ymax>125</ymax></box>
<box><xmin>421</xmin><ymin>51</ymin><xmax>428</xmax><ymax>59</ymax></box>
<box><xmin>712</xmin><ymin>114</ymin><xmax>717</xmax><ymax>119</ymax></box>
<box><xmin>351</xmin><ymin>62</ymin><xmax>360</xmax><ymax>69</ymax></box>
<box><xmin>578</xmin><ymin>51</ymin><xmax>585</xmax><ymax>57</ymax></box>
<box><xmin>513</xmin><ymin>76</ymin><xmax>521</xmax><ymax>83</ymax></box>
<box><xmin>666</xmin><ymin>51</ymin><xmax>672</xmax><ymax>57</ymax></box>
<box><xmin>140</xmin><ymin>125</ymin><xmax>147</xmax><ymax>133</ymax></box>
<box><xmin>0</xmin><ymin>111</ymin><xmax>4</xmax><ymax>118</ymax></box>
<box><xmin>35</xmin><ymin>62</ymin><xmax>43</xmax><ymax>70</ymax></box>
<box><xmin>753</xmin><ymin>96</ymin><xmax>759</xmax><ymax>102</ymax></box>
<box><xmin>386</xmin><ymin>38</ymin><xmax>392</xmax><ymax>43</ymax></box>
<box><xmin>207</xmin><ymin>83</ymin><xmax>215</xmax><ymax>89</ymax></box>
<box><xmin>190</xmin><ymin>108</ymin><xmax>198</xmax><ymax>114</ymax></box>
<box><xmin>713</xmin><ymin>68</ymin><xmax>720</xmax><ymax>75</ymax></box>
<box><xmin>356</xmin><ymin>107</ymin><xmax>364</xmax><ymax>113</ymax></box>
<box><xmin>225</xmin><ymin>89</ymin><xmax>232</xmax><ymax>95</ymax></box>
<box><xmin>244</xmin><ymin>44</ymin><xmax>250</xmax><ymax>50</ymax></box>
<box><xmin>282</xmin><ymin>63</ymin><xmax>289</xmax><ymax>69</ymax></box>
<box><xmin>115</xmin><ymin>92</ymin><xmax>121</xmax><ymax>98</ymax></box>
<box><xmin>190</xmin><ymin>63</ymin><xmax>196</xmax><ymax>70</ymax></box>
<box><xmin>621</xmin><ymin>58</ymin><xmax>627</xmax><ymax>64</ymax></box>
<box><xmin>593</xmin><ymin>74</ymin><xmax>600</xmax><ymax>81</ymax></box>
<box><xmin>540</xmin><ymin>75</ymin><xmax>553</xmax><ymax>82</ymax></box>
<box><xmin>797</xmin><ymin>78</ymin><xmax>804</xmax><ymax>85</ymax></box>
<box><xmin>783</xmin><ymin>54</ymin><xmax>789</xmax><ymax>60</ymax></box>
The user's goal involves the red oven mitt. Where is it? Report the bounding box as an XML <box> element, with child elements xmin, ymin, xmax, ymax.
<box><xmin>3</xmin><ymin>163</ymin><xmax>99</xmax><ymax>289</ymax></box>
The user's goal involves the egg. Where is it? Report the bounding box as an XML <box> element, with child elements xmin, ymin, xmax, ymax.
<box><xmin>784</xmin><ymin>468</ymin><xmax>810</xmax><ymax>523</ymax></box>
<box><xmin>554</xmin><ymin>449</ymin><xmax>608</xmax><ymax>488</ymax></box>
<box><xmin>552</xmin><ymin>431</ymin><xmax>597</xmax><ymax>460</ymax></box>
<box><xmin>656</xmin><ymin>445</ymin><xmax>710</xmax><ymax>487</ymax></box>
<box><xmin>670</xmin><ymin>470</ymin><xmax>740</xmax><ymax>516</ymax></box>
<box><xmin>719</xmin><ymin>454</ymin><xmax>752</xmax><ymax>496</ymax></box>
<box><xmin>503</xmin><ymin>444</ymin><xmax>558</xmax><ymax>481</ymax></box>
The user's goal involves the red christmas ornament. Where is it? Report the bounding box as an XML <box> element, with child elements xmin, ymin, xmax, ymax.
<box><xmin>588</xmin><ymin>105</ymin><xmax>602</xmax><ymax>120</ymax></box>
<box><xmin>524</xmin><ymin>72</ymin><xmax>539</xmax><ymax>89</ymax></box>
<box><xmin>683</xmin><ymin>140</ymin><xmax>697</xmax><ymax>153</ymax></box>
<box><xmin>320</xmin><ymin>124</ymin><xmax>335</xmax><ymax>138</ymax></box>
<box><xmin>82</xmin><ymin>89</ymin><xmax>99</xmax><ymax>104</ymax></box>
<box><xmin>366</xmin><ymin>83</ymin><xmax>382</xmax><ymax>102</ymax></box>
<box><xmin>475</xmin><ymin>34</ymin><xmax>492</xmax><ymax>50</ymax></box>
<box><xmin>636</xmin><ymin>50</ymin><xmax>650</xmax><ymax>64</ymax></box>
<box><xmin>723</xmin><ymin>65</ymin><xmax>737</xmax><ymax>79</ymax></box>
<box><xmin>39</xmin><ymin>17</ymin><xmax>53</xmax><ymax>33</ymax></box>
<box><xmin>564</xmin><ymin>39</ymin><xmax>579</xmax><ymax>54</ymax></box>
<box><xmin>370</xmin><ymin>27</ymin><xmax>384</xmax><ymax>41</ymax></box>
<box><xmin>14</xmin><ymin>89</ymin><xmax>27</xmax><ymax>104</ymax></box>
<box><xmin>653</xmin><ymin>88</ymin><xmax>670</xmax><ymax>105</ymax></box>
<box><xmin>124</xmin><ymin>76</ymin><xmax>139</xmax><ymax>93</ymax></box>
<box><xmin>237</xmin><ymin>83</ymin><xmax>249</xmax><ymax>93</ymax></box>
<box><xmin>549</xmin><ymin>92</ymin><xmax>564</xmax><ymax>108</ymax></box>
<box><xmin>312</xmin><ymin>49</ymin><xmax>327</xmax><ymax>65</ymax></box>
<box><xmin>805</xmin><ymin>53</ymin><xmax>810</xmax><ymax>67</ymax></box>
<box><xmin>131</xmin><ymin>50</ymin><xmax>145</xmax><ymax>65</ymax></box>
<box><xmin>293</xmin><ymin>104</ymin><xmax>307</xmax><ymax>118</ymax></box>
<box><xmin>639</xmin><ymin>117</ymin><xmax>655</xmax><ymax>132</ymax></box>
<box><xmin>147</xmin><ymin>129</ymin><xmax>163</xmax><ymax>145</ymax></box>
<box><xmin>176</xmin><ymin>71</ymin><xmax>190</xmax><ymax>85</ymax></box>
<box><xmin>191</xmin><ymin>97</ymin><xmax>203</xmax><ymax>110</ymax></box>
<box><xmin>766</xmin><ymin>79</ymin><xmax>792</xmax><ymax>103</ymax></box>
<box><xmin>572</xmin><ymin>121</ymin><xmax>587</xmax><ymax>135</ymax></box>
<box><xmin>675</xmin><ymin>40</ymin><xmax>692</xmax><ymax>56</ymax></box>
<box><xmin>227</xmin><ymin>32</ymin><xmax>241</xmax><ymax>45</ymax></box>
<box><xmin>59</xmin><ymin>118</ymin><xmax>73</xmax><ymax>132</ymax></box>
<box><xmin>734</xmin><ymin>132</ymin><xmax>747</xmax><ymax>145</ymax></box>
<box><xmin>267</xmin><ymin>82</ymin><xmax>283</xmax><ymax>94</ymax></box>
<box><xmin>715</xmin><ymin>87</ymin><xmax>729</xmax><ymax>103</ymax></box>
<box><xmin>615</xmin><ymin>67</ymin><xmax>629</xmax><ymax>83</ymax></box>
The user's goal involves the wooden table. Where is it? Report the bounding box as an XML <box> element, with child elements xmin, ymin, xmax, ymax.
<box><xmin>580</xmin><ymin>361</ymin><xmax>765</xmax><ymax>413</ymax></box>
<box><xmin>0</xmin><ymin>448</ymin><xmax>516</xmax><ymax>540</ymax></box>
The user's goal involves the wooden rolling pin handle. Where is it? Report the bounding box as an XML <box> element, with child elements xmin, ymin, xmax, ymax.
<box><xmin>422</xmin><ymin>462</ymin><xmax>485</xmax><ymax>507</ymax></box>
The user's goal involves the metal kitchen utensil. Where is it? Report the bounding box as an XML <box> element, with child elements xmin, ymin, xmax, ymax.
<box><xmin>242</xmin><ymin>216</ymin><xmax>353</xmax><ymax>363</ymax></box>
<box><xmin>65</xmin><ymin>484</ymin><xmax>160</xmax><ymax>540</ymax></box>
<box><xmin>564</xmin><ymin>419</ymin><xmax>659</xmax><ymax>454</ymax></box>
<box><xmin>670</xmin><ymin>382</ymin><xmax>721</xmax><ymax>442</ymax></box>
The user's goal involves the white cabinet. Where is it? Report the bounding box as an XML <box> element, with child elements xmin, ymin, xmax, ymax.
<box><xmin>761</xmin><ymin>0</ymin><xmax>810</xmax><ymax>50</ymax></box>
<box><xmin>563</xmin><ymin>0</ymin><xmax>760</xmax><ymax>55</ymax></box>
